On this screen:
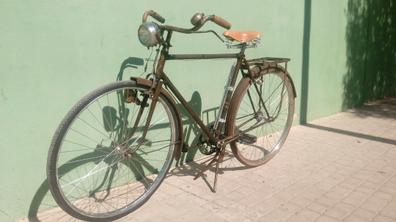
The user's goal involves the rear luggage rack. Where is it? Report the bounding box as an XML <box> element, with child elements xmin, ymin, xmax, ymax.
<box><xmin>243</xmin><ymin>57</ymin><xmax>290</xmax><ymax>71</ymax></box>
<box><xmin>246</xmin><ymin>57</ymin><xmax>290</xmax><ymax>65</ymax></box>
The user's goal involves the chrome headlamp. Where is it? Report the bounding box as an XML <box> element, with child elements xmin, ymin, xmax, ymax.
<box><xmin>138</xmin><ymin>22</ymin><xmax>161</xmax><ymax>47</ymax></box>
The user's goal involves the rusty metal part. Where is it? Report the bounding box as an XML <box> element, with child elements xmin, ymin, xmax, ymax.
<box><xmin>142</xmin><ymin>10</ymin><xmax>165</xmax><ymax>23</ymax></box>
<box><xmin>123</xmin><ymin>89</ymin><xmax>140</xmax><ymax>104</ymax></box>
<box><xmin>130</xmin><ymin>77</ymin><xmax>183</xmax><ymax>160</ymax></box>
<box><xmin>244</xmin><ymin>58</ymin><xmax>297</xmax><ymax>98</ymax></box>
<box><xmin>193</xmin><ymin>145</ymin><xmax>226</xmax><ymax>193</ymax></box>
<box><xmin>139</xmin><ymin>80</ymin><xmax>163</xmax><ymax>143</ymax></box>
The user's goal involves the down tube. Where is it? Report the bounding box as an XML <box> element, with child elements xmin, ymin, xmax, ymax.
<box><xmin>160</xmin><ymin>73</ymin><xmax>217</xmax><ymax>143</ymax></box>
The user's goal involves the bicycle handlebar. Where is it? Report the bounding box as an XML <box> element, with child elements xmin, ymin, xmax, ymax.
<box><xmin>142</xmin><ymin>10</ymin><xmax>165</xmax><ymax>23</ymax></box>
<box><xmin>142</xmin><ymin>10</ymin><xmax>231</xmax><ymax>33</ymax></box>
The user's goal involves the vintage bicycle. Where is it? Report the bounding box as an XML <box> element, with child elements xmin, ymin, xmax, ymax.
<box><xmin>47</xmin><ymin>10</ymin><xmax>296</xmax><ymax>221</ymax></box>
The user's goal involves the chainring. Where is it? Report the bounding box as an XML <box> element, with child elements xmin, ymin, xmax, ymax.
<box><xmin>197</xmin><ymin>124</ymin><xmax>218</xmax><ymax>155</ymax></box>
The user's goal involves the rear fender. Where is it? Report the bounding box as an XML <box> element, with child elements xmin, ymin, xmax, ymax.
<box><xmin>250</xmin><ymin>64</ymin><xmax>297</xmax><ymax>98</ymax></box>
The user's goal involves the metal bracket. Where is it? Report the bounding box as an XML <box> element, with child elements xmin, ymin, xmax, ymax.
<box><xmin>225</xmin><ymin>39</ymin><xmax>260</xmax><ymax>49</ymax></box>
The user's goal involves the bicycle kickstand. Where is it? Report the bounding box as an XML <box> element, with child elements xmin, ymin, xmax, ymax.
<box><xmin>193</xmin><ymin>146</ymin><xmax>226</xmax><ymax>193</ymax></box>
<box><xmin>213</xmin><ymin>149</ymin><xmax>225</xmax><ymax>192</ymax></box>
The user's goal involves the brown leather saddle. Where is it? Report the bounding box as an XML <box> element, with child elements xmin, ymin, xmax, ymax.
<box><xmin>223</xmin><ymin>30</ymin><xmax>261</xmax><ymax>43</ymax></box>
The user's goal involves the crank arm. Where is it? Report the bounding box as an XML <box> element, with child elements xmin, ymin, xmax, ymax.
<box><xmin>239</xmin><ymin>118</ymin><xmax>274</xmax><ymax>134</ymax></box>
<box><xmin>218</xmin><ymin>134</ymin><xmax>240</xmax><ymax>145</ymax></box>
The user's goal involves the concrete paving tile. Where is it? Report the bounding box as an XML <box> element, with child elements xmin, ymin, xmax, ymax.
<box><xmin>380</xmin><ymin>200</ymin><xmax>396</xmax><ymax>219</ymax></box>
<box><xmin>286</xmin><ymin>209</ymin><xmax>320</xmax><ymax>222</ymax></box>
<box><xmin>360</xmin><ymin>195</ymin><xmax>390</xmax><ymax>213</ymax></box>
<box><xmin>307</xmin><ymin>202</ymin><xmax>329</xmax><ymax>214</ymax></box>
<box><xmin>259</xmin><ymin>203</ymin><xmax>300</xmax><ymax>222</ymax></box>
<box><xmin>315</xmin><ymin>215</ymin><xmax>340</xmax><ymax>222</ymax></box>
<box><xmin>289</xmin><ymin>195</ymin><xmax>313</xmax><ymax>208</ymax></box>
<box><xmin>372</xmin><ymin>215</ymin><xmax>396</xmax><ymax>222</ymax></box>
<box><xmin>315</xmin><ymin>196</ymin><xmax>339</xmax><ymax>208</ymax></box>
<box><xmin>324</xmin><ymin>202</ymin><xmax>355</xmax><ymax>219</ymax></box>
<box><xmin>344</xmin><ymin>208</ymin><xmax>376</xmax><ymax>221</ymax></box>
<box><xmin>343</xmin><ymin>191</ymin><xmax>370</xmax><ymax>207</ymax></box>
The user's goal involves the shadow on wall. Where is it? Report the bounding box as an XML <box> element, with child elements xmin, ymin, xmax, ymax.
<box><xmin>299</xmin><ymin>0</ymin><xmax>311</xmax><ymax>124</ymax></box>
<box><xmin>343</xmin><ymin>0</ymin><xmax>396</xmax><ymax>109</ymax></box>
<box><xmin>26</xmin><ymin>57</ymin><xmax>215</xmax><ymax>221</ymax></box>
<box><xmin>115</xmin><ymin>57</ymin><xmax>214</xmax><ymax>164</ymax></box>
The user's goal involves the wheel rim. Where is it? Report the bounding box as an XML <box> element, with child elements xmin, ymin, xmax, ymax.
<box><xmin>51</xmin><ymin>84</ymin><xmax>175</xmax><ymax>218</ymax></box>
<box><xmin>232</xmin><ymin>72</ymin><xmax>294</xmax><ymax>166</ymax></box>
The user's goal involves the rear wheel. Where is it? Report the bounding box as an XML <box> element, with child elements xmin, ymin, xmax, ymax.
<box><xmin>47</xmin><ymin>80</ymin><xmax>179</xmax><ymax>221</ymax></box>
<box><xmin>227</xmin><ymin>67</ymin><xmax>295</xmax><ymax>167</ymax></box>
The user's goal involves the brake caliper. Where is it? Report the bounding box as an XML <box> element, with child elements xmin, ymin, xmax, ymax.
<box><xmin>124</xmin><ymin>89</ymin><xmax>141</xmax><ymax>104</ymax></box>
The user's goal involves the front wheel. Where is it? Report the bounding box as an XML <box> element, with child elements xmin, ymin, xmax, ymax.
<box><xmin>227</xmin><ymin>67</ymin><xmax>295</xmax><ymax>167</ymax></box>
<box><xmin>47</xmin><ymin>80</ymin><xmax>180</xmax><ymax>221</ymax></box>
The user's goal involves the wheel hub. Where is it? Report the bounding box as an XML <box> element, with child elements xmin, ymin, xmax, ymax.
<box><xmin>114</xmin><ymin>145</ymin><xmax>134</xmax><ymax>159</ymax></box>
<box><xmin>254</xmin><ymin>110</ymin><xmax>265</xmax><ymax>122</ymax></box>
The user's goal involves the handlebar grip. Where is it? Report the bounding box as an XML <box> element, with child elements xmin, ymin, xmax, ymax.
<box><xmin>151</xmin><ymin>11</ymin><xmax>165</xmax><ymax>23</ymax></box>
<box><xmin>212</xmin><ymin>15</ymin><xmax>231</xmax><ymax>30</ymax></box>
<box><xmin>142</xmin><ymin>10</ymin><xmax>165</xmax><ymax>23</ymax></box>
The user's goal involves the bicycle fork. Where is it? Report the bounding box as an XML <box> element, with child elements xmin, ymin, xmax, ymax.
<box><xmin>138</xmin><ymin>81</ymin><xmax>164</xmax><ymax>144</ymax></box>
<box><xmin>121</xmin><ymin>80</ymin><xmax>163</xmax><ymax>152</ymax></box>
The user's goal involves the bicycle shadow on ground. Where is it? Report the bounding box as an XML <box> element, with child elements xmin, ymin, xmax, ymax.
<box><xmin>303</xmin><ymin>98</ymin><xmax>396</xmax><ymax>146</ymax></box>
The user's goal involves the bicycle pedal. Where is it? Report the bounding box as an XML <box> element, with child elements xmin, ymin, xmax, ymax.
<box><xmin>239</xmin><ymin>133</ymin><xmax>257</xmax><ymax>144</ymax></box>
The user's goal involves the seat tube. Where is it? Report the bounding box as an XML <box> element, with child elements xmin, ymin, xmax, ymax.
<box><xmin>214</xmin><ymin>47</ymin><xmax>245</xmax><ymax>135</ymax></box>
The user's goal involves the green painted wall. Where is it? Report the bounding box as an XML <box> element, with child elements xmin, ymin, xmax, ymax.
<box><xmin>0</xmin><ymin>0</ymin><xmax>394</xmax><ymax>221</ymax></box>
<box><xmin>303</xmin><ymin>0</ymin><xmax>396</xmax><ymax>121</ymax></box>
<box><xmin>304</xmin><ymin>0</ymin><xmax>349</xmax><ymax>121</ymax></box>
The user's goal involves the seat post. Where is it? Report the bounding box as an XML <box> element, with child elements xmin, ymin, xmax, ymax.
<box><xmin>239</xmin><ymin>44</ymin><xmax>247</xmax><ymax>54</ymax></box>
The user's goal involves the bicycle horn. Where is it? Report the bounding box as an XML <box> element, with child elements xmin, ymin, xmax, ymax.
<box><xmin>191</xmin><ymin>13</ymin><xmax>205</xmax><ymax>26</ymax></box>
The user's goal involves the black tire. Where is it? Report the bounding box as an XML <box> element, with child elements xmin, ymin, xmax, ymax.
<box><xmin>47</xmin><ymin>80</ymin><xmax>180</xmax><ymax>221</ymax></box>
<box><xmin>227</xmin><ymin>66</ymin><xmax>295</xmax><ymax>167</ymax></box>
